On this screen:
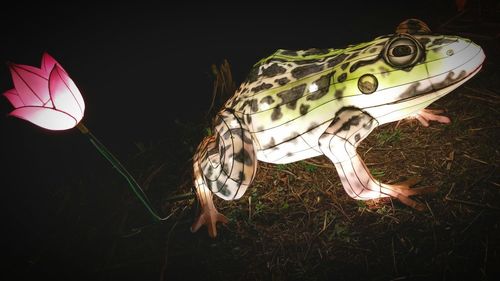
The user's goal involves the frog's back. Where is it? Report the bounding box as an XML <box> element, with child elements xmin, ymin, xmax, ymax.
<box><xmin>224</xmin><ymin>47</ymin><xmax>343</xmax><ymax>112</ymax></box>
<box><xmin>224</xmin><ymin>38</ymin><xmax>386</xmax><ymax>115</ymax></box>
<box><xmin>222</xmin><ymin>40</ymin><xmax>387</xmax><ymax>163</ymax></box>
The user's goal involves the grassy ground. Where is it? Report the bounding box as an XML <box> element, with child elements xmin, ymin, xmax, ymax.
<box><xmin>12</xmin><ymin>15</ymin><xmax>499</xmax><ymax>281</ymax></box>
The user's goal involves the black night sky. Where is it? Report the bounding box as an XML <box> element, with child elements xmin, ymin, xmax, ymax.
<box><xmin>1</xmin><ymin>1</ymin><xmax>497</xmax><ymax>280</ymax></box>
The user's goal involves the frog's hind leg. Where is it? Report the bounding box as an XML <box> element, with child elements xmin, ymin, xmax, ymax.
<box><xmin>191</xmin><ymin>110</ymin><xmax>257</xmax><ymax>237</ymax></box>
<box><xmin>318</xmin><ymin>108</ymin><xmax>436</xmax><ymax>210</ymax></box>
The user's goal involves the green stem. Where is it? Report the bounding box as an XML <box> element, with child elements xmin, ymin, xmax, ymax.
<box><xmin>77</xmin><ymin>122</ymin><xmax>166</xmax><ymax>222</ymax></box>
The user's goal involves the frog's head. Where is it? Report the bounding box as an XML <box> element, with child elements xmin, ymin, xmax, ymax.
<box><xmin>338</xmin><ymin>19</ymin><xmax>485</xmax><ymax>124</ymax></box>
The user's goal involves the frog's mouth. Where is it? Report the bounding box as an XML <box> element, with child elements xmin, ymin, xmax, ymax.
<box><xmin>363</xmin><ymin>46</ymin><xmax>484</xmax><ymax>125</ymax></box>
<box><xmin>427</xmin><ymin>62</ymin><xmax>483</xmax><ymax>99</ymax></box>
<box><xmin>396</xmin><ymin>44</ymin><xmax>485</xmax><ymax>108</ymax></box>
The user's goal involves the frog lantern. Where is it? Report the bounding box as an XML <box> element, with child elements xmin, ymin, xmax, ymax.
<box><xmin>190</xmin><ymin>19</ymin><xmax>486</xmax><ymax>238</ymax></box>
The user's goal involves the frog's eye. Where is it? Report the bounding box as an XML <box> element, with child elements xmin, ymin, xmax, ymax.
<box><xmin>383</xmin><ymin>35</ymin><xmax>423</xmax><ymax>68</ymax></box>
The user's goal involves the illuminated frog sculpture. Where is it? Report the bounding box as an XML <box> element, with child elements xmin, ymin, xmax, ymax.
<box><xmin>191</xmin><ymin>19</ymin><xmax>485</xmax><ymax>237</ymax></box>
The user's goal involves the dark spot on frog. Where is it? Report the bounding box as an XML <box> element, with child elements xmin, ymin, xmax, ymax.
<box><xmin>337</xmin><ymin>73</ymin><xmax>347</xmax><ymax>83</ymax></box>
<box><xmin>363</xmin><ymin>119</ymin><xmax>375</xmax><ymax>129</ymax></box>
<box><xmin>432</xmin><ymin>70</ymin><xmax>466</xmax><ymax>89</ymax></box>
<box><xmin>245</xmin><ymin>66</ymin><xmax>260</xmax><ymax>83</ymax></box>
<box><xmin>286</xmin><ymin>152</ymin><xmax>294</xmax><ymax>157</ymax></box>
<box><xmin>307</xmin><ymin>73</ymin><xmax>333</xmax><ymax>101</ymax></box>
<box><xmin>207</xmin><ymin>145</ymin><xmax>219</xmax><ymax>158</ymax></box>
<box><xmin>303</xmin><ymin>48</ymin><xmax>330</xmax><ymax>56</ymax></box>
<box><xmin>338</xmin><ymin>115</ymin><xmax>361</xmax><ymax>132</ymax></box>
<box><xmin>277</xmin><ymin>84</ymin><xmax>306</xmax><ymax>109</ymax></box>
<box><xmin>368</xmin><ymin>47</ymin><xmax>378</xmax><ymax>54</ymax></box>
<box><xmin>261</xmin><ymin>63</ymin><xmax>287</xmax><ymax>77</ymax></box>
<box><xmin>271</xmin><ymin>107</ymin><xmax>283</xmax><ymax>121</ymax></box>
<box><xmin>245</xmin><ymin>114</ymin><xmax>252</xmax><ymax>124</ymax></box>
<box><xmin>275</xmin><ymin>77</ymin><xmax>290</xmax><ymax>86</ymax></box>
<box><xmin>354</xmin><ymin>133</ymin><xmax>361</xmax><ymax>143</ymax></box>
<box><xmin>379</xmin><ymin>66</ymin><xmax>390</xmax><ymax>77</ymax></box>
<box><xmin>300</xmin><ymin>104</ymin><xmax>310</xmax><ymax>115</ymax></box>
<box><xmin>263</xmin><ymin>137</ymin><xmax>276</xmax><ymax>149</ymax></box>
<box><xmin>327</xmin><ymin>53</ymin><xmax>348</xmax><ymax>68</ymax></box>
<box><xmin>307</xmin><ymin>122</ymin><xmax>319</xmax><ymax>131</ymax></box>
<box><xmin>398</xmin><ymin>82</ymin><xmax>421</xmax><ymax>99</ymax></box>
<box><xmin>295</xmin><ymin>59</ymin><xmax>323</xmax><ymax>65</ymax></box>
<box><xmin>291</xmin><ymin>64</ymin><xmax>324</xmax><ymax>79</ymax></box>
<box><xmin>334</xmin><ymin>88</ymin><xmax>344</xmax><ymax>100</ymax></box>
<box><xmin>233</xmin><ymin>148</ymin><xmax>253</xmax><ymax>166</ymax></box>
<box><xmin>350</xmin><ymin>56</ymin><xmax>379</xmax><ymax>73</ymax></box>
<box><xmin>243</xmin><ymin>134</ymin><xmax>253</xmax><ymax>146</ymax></box>
<box><xmin>417</xmin><ymin>37</ymin><xmax>431</xmax><ymax>47</ymax></box>
<box><xmin>229</xmin><ymin>128</ymin><xmax>244</xmax><ymax>139</ymax></box>
<box><xmin>205</xmin><ymin>167</ymin><xmax>215</xmax><ymax>180</ymax></box>
<box><xmin>239</xmin><ymin>99</ymin><xmax>259</xmax><ymax>112</ymax></box>
<box><xmin>222</xmin><ymin>129</ymin><xmax>232</xmax><ymax>140</ymax></box>
<box><xmin>251</xmin><ymin>83</ymin><xmax>273</xmax><ymax>93</ymax></box>
<box><xmin>341</xmin><ymin>62</ymin><xmax>349</xmax><ymax>70</ymax></box>
<box><xmin>260</xmin><ymin>96</ymin><xmax>275</xmax><ymax>105</ymax></box>
<box><xmin>216</xmin><ymin>182</ymin><xmax>231</xmax><ymax>196</ymax></box>
<box><xmin>281</xmin><ymin>50</ymin><xmax>298</xmax><ymax>56</ymax></box>
<box><xmin>238</xmin><ymin>171</ymin><xmax>245</xmax><ymax>182</ymax></box>
<box><xmin>430</xmin><ymin>37</ymin><xmax>457</xmax><ymax>47</ymax></box>
<box><xmin>221</xmin><ymin>162</ymin><xmax>231</xmax><ymax>178</ymax></box>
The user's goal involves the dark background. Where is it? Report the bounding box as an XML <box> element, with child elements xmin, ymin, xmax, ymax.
<box><xmin>0</xmin><ymin>1</ymin><xmax>492</xmax><ymax>280</ymax></box>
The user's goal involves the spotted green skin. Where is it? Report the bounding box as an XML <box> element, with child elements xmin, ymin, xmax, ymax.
<box><xmin>222</xmin><ymin>34</ymin><xmax>483</xmax><ymax>165</ymax></box>
<box><xmin>194</xmin><ymin>29</ymin><xmax>485</xmax><ymax>202</ymax></box>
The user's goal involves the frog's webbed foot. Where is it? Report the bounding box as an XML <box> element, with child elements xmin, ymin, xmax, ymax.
<box><xmin>381</xmin><ymin>177</ymin><xmax>438</xmax><ymax>211</ymax></box>
<box><xmin>414</xmin><ymin>108</ymin><xmax>451</xmax><ymax>127</ymax></box>
<box><xmin>191</xmin><ymin>204</ymin><xmax>229</xmax><ymax>238</ymax></box>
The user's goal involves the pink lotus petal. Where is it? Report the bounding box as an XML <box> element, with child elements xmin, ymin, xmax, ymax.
<box><xmin>41</xmin><ymin>52</ymin><xmax>65</xmax><ymax>75</ymax></box>
<box><xmin>3</xmin><ymin>89</ymin><xmax>24</xmax><ymax>108</ymax></box>
<box><xmin>13</xmin><ymin>63</ymin><xmax>47</xmax><ymax>78</ymax></box>
<box><xmin>49</xmin><ymin>65</ymin><xmax>84</xmax><ymax>121</ymax></box>
<box><xmin>9</xmin><ymin>106</ymin><xmax>77</xmax><ymax>130</ymax></box>
<box><xmin>9</xmin><ymin>64</ymin><xmax>49</xmax><ymax>106</ymax></box>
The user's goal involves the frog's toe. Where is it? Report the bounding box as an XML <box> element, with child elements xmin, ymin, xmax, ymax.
<box><xmin>414</xmin><ymin>108</ymin><xmax>451</xmax><ymax>127</ymax></box>
<box><xmin>391</xmin><ymin>177</ymin><xmax>438</xmax><ymax>195</ymax></box>
<box><xmin>395</xmin><ymin>194</ymin><xmax>427</xmax><ymax>211</ymax></box>
<box><xmin>384</xmin><ymin>177</ymin><xmax>437</xmax><ymax>210</ymax></box>
<box><xmin>191</xmin><ymin>209</ymin><xmax>229</xmax><ymax>238</ymax></box>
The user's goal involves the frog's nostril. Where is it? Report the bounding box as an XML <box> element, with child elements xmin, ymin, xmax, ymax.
<box><xmin>446</xmin><ymin>49</ymin><xmax>454</xmax><ymax>56</ymax></box>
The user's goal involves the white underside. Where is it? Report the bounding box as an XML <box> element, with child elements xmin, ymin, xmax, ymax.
<box><xmin>256</xmin><ymin>64</ymin><xmax>483</xmax><ymax>165</ymax></box>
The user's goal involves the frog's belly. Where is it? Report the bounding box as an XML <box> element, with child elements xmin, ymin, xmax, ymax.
<box><xmin>253</xmin><ymin>120</ymin><xmax>331</xmax><ymax>164</ymax></box>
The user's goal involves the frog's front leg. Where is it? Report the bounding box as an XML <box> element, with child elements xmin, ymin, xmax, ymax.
<box><xmin>413</xmin><ymin>108</ymin><xmax>451</xmax><ymax>127</ymax></box>
<box><xmin>319</xmin><ymin>108</ymin><xmax>436</xmax><ymax>210</ymax></box>
<box><xmin>191</xmin><ymin>110</ymin><xmax>257</xmax><ymax>238</ymax></box>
